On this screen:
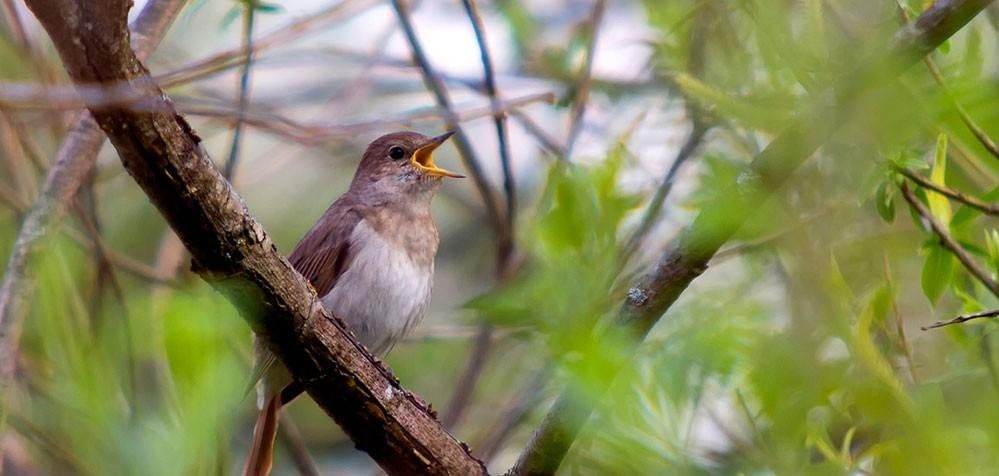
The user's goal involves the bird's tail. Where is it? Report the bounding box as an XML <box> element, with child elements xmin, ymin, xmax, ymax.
<box><xmin>243</xmin><ymin>394</ymin><xmax>282</xmax><ymax>476</ymax></box>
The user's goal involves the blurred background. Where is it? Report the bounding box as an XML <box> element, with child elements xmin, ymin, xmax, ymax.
<box><xmin>0</xmin><ymin>0</ymin><xmax>997</xmax><ymax>474</ymax></box>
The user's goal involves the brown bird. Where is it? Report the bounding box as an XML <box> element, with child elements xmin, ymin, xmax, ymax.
<box><xmin>243</xmin><ymin>131</ymin><xmax>462</xmax><ymax>476</ymax></box>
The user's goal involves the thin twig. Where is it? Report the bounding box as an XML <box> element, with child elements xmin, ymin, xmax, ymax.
<box><xmin>922</xmin><ymin>308</ymin><xmax>999</xmax><ymax>330</ymax></box>
<box><xmin>564</xmin><ymin>0</ymin><xmax>607</xmax><ymax>159</ymax></box>
<box><xmin>439</xmin><ymin>325</ymin><xmax>492</xmax><ymax>429</ymax></box>
<box><xmin>895</xmin><ymin>166</ymin><xmax>998</xmax><ymax>215</ymax></box>
<box><xmin>621</xmin><ymin>6</ymin><xmax>710</xmax><ymax>262</ymax></box>
<box><xmin>390</xmin><ymin>0</ymin><xmax>506</xmax><ymax>243</ymax></box>
<box><xmin>223</xmin><ymin>1</ymin><xmax>256</xmax><ymax>180</ymax></box>
<box><xmin>463</xmin><ymin>0</ymin><xmax>516</xmax><ymax>246</ymax></box>
<box><xmin>899</xmin><ymin>181</ymin><xmax>998</xmax><ymax>296</ymax></box>
<box><xmin>511</xmin><ymin>110</ymin><xmax>565</xmax><ymax>156</ymax></box>
<box><xmin>278</xmin><ymin>413</ymin><xmax>321</xmax><ymax>476</ymax></box>
<box><xmin>897</xmin><ymin>3</ymin><xmax>999</xmax><ymax>160</ymax></box>
<box><xmin>474</xmin><ymin>364</ymin><xmax>552</xmax><ymax>463</ymax></box>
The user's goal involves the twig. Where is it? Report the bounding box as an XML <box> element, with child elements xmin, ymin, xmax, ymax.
<box><xmin>621</xmin><ymin>6</ymin><xmax>710</xmax><ymax>262</ymax></box>
<box><xmin>0</xmin><ymin>0</ymin><xmax>186</xmax><ymax>390</ymax></box>
<box><xmin>895</xmin><ymin>166</ymin><xmax>998</xmax><ymax>215</ymax></box>
<box><xmin>156</xmin><ymin>0</ymin><xmax>378</xmax><ymax>88</ymax></box>
<box><xmin>463</xmin><ymin>0</ymin><xmax>516</xmax><ymax>245</ymax></box>
<box><xmin>390</xmin><ymin>0</ymin><xmax>505</xmax><ymax>240</ymax></box>
<box><xmin>439</xmin><ymin>326</ymin><xmax>492</xmax><ymax>429</ymax></box>
<box><xmin>922</xmin><ymin>308</ymin><xmax>999</xmax><ymax>330</ymax></box>
<box><xmin>474</xmin><ymin>364</ymin><xmax>552</xmax><ymax>463</ymax></box>
<box><xmin>899</xmin><ymin>182</ymin><xmax>998</xmax><ymax>296</ymax></box>
<box><xmin>223</xmin><ymin>1</ymin><xmax>256</xmax><ymax>180</ymax></box>
<box><xmin>278</xmin><ymin>413</ymin><xmax>321</xmax><ymax>476</ymax></box>
<box><xmin>564</xmin><ymin>0</ymin><xmax>607</xmax><ymax>159</ymax></box>
<box><xmin>897</xmin><ymin>3</ymin><xmax>999</xmax><ymax>160</ymax></box>
<box><xmin>510</xmin><ymin>110</ymin><xmax>564</xmax><ymax>156</ymax></box>
<box><xmin>506</xmin><ymin>2</ymin><xmax>994</xmax><ymax>474</ymax></box>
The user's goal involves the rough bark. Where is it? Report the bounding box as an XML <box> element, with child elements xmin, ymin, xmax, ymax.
<box><xmin>21</xmin><ymin>1</ymin><xmax>486</xmax><ymax>474</ymax></box>
<box><xmin>507</xmin><ymin>0</ymin><xmax>995</xmax><ymax>474</ymax></box>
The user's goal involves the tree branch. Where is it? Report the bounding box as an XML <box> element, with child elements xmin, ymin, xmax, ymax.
<box><xmin>506</xmin><ymin>1</ymin><xmax>995</xmax><ymax>474</ymax></box>
<box><xmin>899</xmin><ymin>181</ymin><xmax>998</xmax><ymax>295</ymax></box>
<box><xmin>895</xmin><ymin>166</ymin><xmax>998</xmax><ymax>215</ymax></box>
<box><xmin>390</xmin><ymin>0</ymin><xmax>506</xmax><ymax>242</ymax></box>
<box><xmin>20</xmin><ymin>0</ymin><xmax>485</xmax><ymax>474</ymax></box>
<box><xmin>922</xmin><ymin>308</ymin><xmax>999</xmax><ymax>330</ymax></box>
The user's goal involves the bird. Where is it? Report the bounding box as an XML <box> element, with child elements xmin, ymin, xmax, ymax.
<box><xmin>243</xmin><ymin>131</ymin><xmax>463</xmax><ymax>476</ymax></box>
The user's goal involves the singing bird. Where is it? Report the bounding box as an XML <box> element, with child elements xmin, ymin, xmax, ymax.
<box><xmin>244</xmin><ymin>131</ymin><xmax>463</xmax><ymax>476</ymax></box>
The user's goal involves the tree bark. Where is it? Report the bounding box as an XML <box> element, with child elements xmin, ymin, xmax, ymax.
<box><xmin>21</xmin><ymin>1</ymin><xmax>486</xmax><ymax>474</ymax></box>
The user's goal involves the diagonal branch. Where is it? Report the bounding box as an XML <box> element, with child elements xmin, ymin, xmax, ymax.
<box><xmin>390</xmin><ymin>0</ymin><xmax>506</xmax><ymax>240</ymax></box>
<box><xmin>899</xmin><ymin>181</ymin><xmax>998</xmax><ymax>295</ymax></box>
<box><xmin>20</xmin><ymin>0</ymin><xmax>486</xmax><ymax>474</ymax></box>
<box><xmin>506</xmin><ymin>1</ymin><xmax>995</xmax><ymax>474</ymax></box>
<box><xmin>895</xmin><ymin>166</ymin><xmax>998</xmax><ymax>215</ymax></box>
<box><xmin>922</xmin><ymin>308</ymin><xmax>999</xmax><ymax>330</ymax></box>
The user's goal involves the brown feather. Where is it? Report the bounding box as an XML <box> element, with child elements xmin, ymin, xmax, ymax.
<box><xmin>287</xmin><ymin>197</ymin><xmax>363</xmax><ymax>298</ymax></box>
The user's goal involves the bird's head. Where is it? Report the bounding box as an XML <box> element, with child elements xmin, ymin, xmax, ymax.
<box><xmin>350</xmin><ymin>131</ymin><xmax>463</xmax><ymax>200</ymax></box>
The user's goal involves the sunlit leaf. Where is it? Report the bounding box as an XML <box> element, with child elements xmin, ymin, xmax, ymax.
<box><xmin>927</xmin><ymin>134</ymin><xmax>952</xmax><ymax>226</ymax></box>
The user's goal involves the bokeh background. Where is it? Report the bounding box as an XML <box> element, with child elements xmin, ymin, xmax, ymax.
<box><xmin>0</xmin><ymin>0</ymin><xmax>997</xmax><ymax>474</ymax></box>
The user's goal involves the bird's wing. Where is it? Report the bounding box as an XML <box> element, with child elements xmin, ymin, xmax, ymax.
<box><xmin>244</xmin><ymin>199</ymin><xmax>363</xmax><ymax>403</ymax></box>
<box><xmin>288</xmin><ymin>198</ymin><xmax>363</xmax><ymax>298</ymax></box>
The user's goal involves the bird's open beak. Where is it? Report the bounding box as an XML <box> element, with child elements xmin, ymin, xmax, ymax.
<box><xmin>411</xmin><ymin>131</ymin><xmax>464</xmax><ymax>178</ymax></box>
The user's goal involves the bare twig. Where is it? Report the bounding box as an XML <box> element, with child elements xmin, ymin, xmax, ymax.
<box><xmin>564</xmin><ymin>0</ymin><xmax>607</xmax><ymax>159</ymax></box>
<box><xmin>463</xmin><ymin>0</ymin><xmax>516</xmax><ymax>247</ymax></box>
<box><xmin>622</xmin><ymin>6</ymin><xmax>710</xmax><ymax>262</ymax></box>
<box><xmin>899</xmin><ymin>182</ymin><xmax>998</xmax><ymax>296</ymax></box>
<box><xmin>156</xmin><ymin>0</ymin><xmax>378</xmax><ymax>88</ymax></box>
<box><xmin>506</xmin><ymin>2</ymin><xmax>994</xmax><ymax>474</ymax></box>
<box><xmin>474</xmin><ymin>364</ymin><xmax>552</xmax><ymax>463</ymax></box>
<box><xmin>922</xmin><ymin>308</ymin><xmax>999</xmax><ymax>330</ymax></box>
<box><xmin>440</xmin><ymin>326</ymin><xmax>492</xmax><ymax>429</ymax></box>
<box><xmin>223</xmin><ymin>1</ymin><xmax>256</xmax><ymax>180</ymax></box>
<box><xmin>510</xmin><ymin>110</ymin><xmax>565</xmax><ymax>156</ymax></box>
<box><xmin>22</xmin><ymin>0</ymin><xmax>486</xmax><ymax>472</ymax></box>
<box><xmin>0</xmin><ymin>0</ymin><xmax>186</xmax><ymax>389</ymax></box>
<box><xmin>390</xmin><ymin>0</ymin><xmax>505</xmax><ymax>240</ymax></box>
<box><xmin>278</xmin><ymin>413</ymin><xmax>321</xmax><ymax>476</ymax></box>
<box><xmin>895</xmin><ymin>166</ymin><xmax>998</xmax><ymax>215</ymax></box>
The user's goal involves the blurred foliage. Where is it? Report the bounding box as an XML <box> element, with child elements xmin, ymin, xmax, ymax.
<box><xmin>1</xmin><ymin>0</ymin><xmax>997</xmax><ymax>475</ymax></box>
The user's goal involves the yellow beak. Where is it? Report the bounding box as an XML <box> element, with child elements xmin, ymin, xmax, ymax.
<box><xmin>411</xmin><ymin>132</ymin><xmax>464</xmax><ymax>178</ymax></box>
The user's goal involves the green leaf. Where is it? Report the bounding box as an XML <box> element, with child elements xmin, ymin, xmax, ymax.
<box><xmin>875</xmin><ymin>181</ymin><xmax>896</xmax><ymax>223</ymax></box>
<box><xmin>921</xmin><ymin>243</ymin><xmax>955</xmax><ymax>306</ymax></box>
<box><xmin>927</xmin><ymin>134</ymin><xmax>951</xmax><ymax>226</ymax></box>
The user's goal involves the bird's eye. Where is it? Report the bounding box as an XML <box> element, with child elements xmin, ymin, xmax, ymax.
<box><xmin>389</xmin><ymin>146</ymin><xmax>406</xmax><ymax>160</ymax></box>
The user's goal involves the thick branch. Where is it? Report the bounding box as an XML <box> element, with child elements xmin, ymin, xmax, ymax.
<box><xmin>507</xmin><ymin>1</ymin><xmax>995</xmax><ymax>474</ymax></box>
<box><xmin>21</xmin><ymin>0</ymin><xmax>485</xmax><ymax>474</ymax></box>
<box><xmin>899</xmin><ymin>182</ymin><xmax>998</xmax><ymax>295</ymax></box>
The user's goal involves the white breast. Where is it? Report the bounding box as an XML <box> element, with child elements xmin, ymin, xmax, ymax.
<box><xmin>320</xmin><ymin>220</ymin><xmax>433</xmax><ymax>355</ymax></box>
